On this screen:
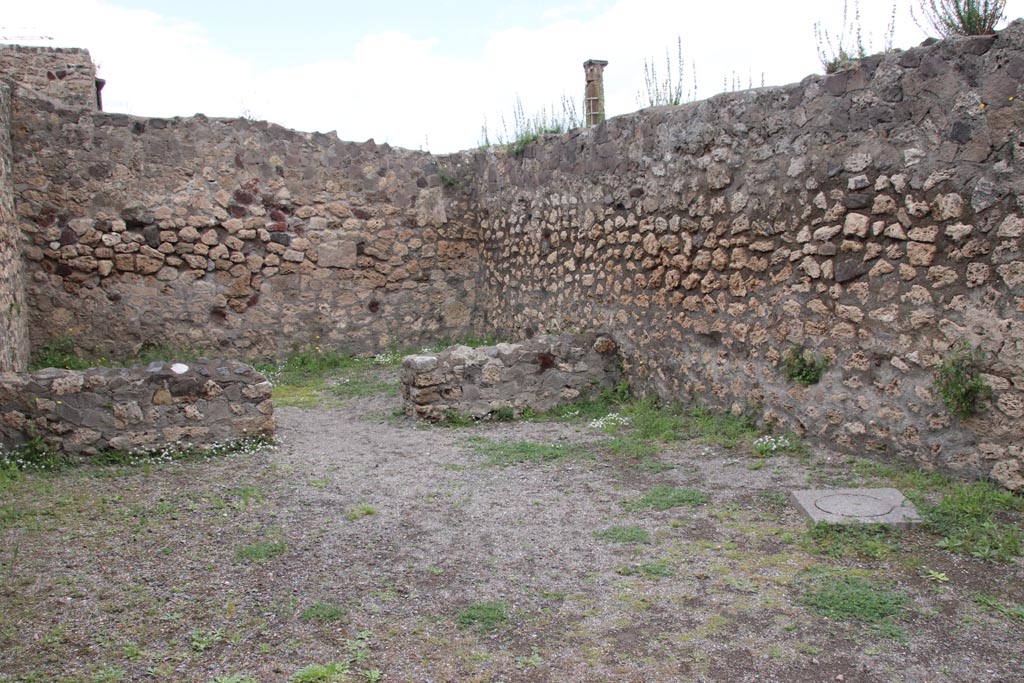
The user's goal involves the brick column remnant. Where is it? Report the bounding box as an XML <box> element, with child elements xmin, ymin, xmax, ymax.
<box><xmin>583</xmin><ymin>59</ymin><xmax>608</xmax><ymax>127</ymax></box>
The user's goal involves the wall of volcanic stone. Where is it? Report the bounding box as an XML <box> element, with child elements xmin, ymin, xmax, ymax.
<box><xmin>0</xmin><ymin>45</ymin><xmax>98</xmax><ymax>111</ymax></box>
<box><xmin>454</xmin><ymin>24</ymin><xmax>1024</xmax><ymax>489</ymax></box>
<box><xmin>10</xmin><ymin>97</ymin><xmax>483</xmax><ymax>359</ymax></box>
<box><xmin>0</xmin><ymin>83</ymin><xmax>29</xmax><ymax>372</ymax></box>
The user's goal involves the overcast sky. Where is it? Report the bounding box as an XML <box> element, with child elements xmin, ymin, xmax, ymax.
<box><xmin>4</xmin><ymin>1</ymin><xmax>1022</xmax><ymax>152</ymax></box>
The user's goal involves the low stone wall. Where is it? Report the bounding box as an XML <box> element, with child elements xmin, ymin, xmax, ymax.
<box><xmin>0</xmin><ymin>359</ymin><xmax>273</xmax><ymax>455</ymax></box>
<box><xmin>401</xmin><ymin>333</ymin><xmax>621</xmax><ymax>420</ymax></box>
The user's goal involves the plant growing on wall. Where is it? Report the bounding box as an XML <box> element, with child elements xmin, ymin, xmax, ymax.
<box><xmin>814</xmin><ymin>0</ymin><xmax>868</xmax><ymax>73</ymax></box>
<box><xmin>934</xmin><ymin>342</ymin><xmax>992</xmax><ymax>419</ymax></box>
<box><xmin>636</xmin><ymin>36</ymin><xmax>695</xmax><ymax>107</ymax></box>
<box><xmin>480</xmin><ymin>95</ymin><xmax>583</xmax><ymax>154</ymax></box>
<box><xmin>781</xmin><ymin>346</ymin><xmax>830</xmax><ymax>385</ymax></box>
<box><xmin>913</xmin><ymin>0</ymin><xmax>1006</xmax><ymax>37</ymax></box>
<box><xmin>813</xmin><ymin>0</ymin><xmax>897</xmax><ymax>74</ymax></box>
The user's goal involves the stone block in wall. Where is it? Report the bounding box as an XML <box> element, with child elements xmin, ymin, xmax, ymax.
<box><xmin>400</xmin><ymin>333</ymin><xmax>621</xmax><ymax>420</ymax></box>
<box><xmin>0</xmin><ymin>359</ymin><xmax>273</xmax><ymax>456</ymax></box>
<box><xmin>317</xmin><ymin>240</ymin><xmax>358</xmax><ymax>268</ymax></box>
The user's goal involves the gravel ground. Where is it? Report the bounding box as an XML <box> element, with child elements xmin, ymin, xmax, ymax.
<box><xmin>1</xmin><ymin>382</ymin><xmax>1023</xmax><ymax>683</ymax></box>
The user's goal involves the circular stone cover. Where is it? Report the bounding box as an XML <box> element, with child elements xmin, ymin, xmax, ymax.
<box><xmin>814</xmin><ymin>493</ymin><xmax>896</xmax><ymax>518</ymax></box>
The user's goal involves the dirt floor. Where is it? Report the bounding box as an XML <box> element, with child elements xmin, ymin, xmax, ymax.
<box><xmin>2</xmin><ymin>374</ymin><xmax>1023</xmax><ymax>683</ymax></box>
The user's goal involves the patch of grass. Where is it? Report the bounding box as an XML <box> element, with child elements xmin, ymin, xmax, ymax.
<box><xmin>593</xmin><ymin>525</ymin><xmax>651</xmax><ymax>544</ymax></box>
<box><xmin>28</xmin><ymin>335</ymin><xmax>95</xmax><ymax>370</ymax></box>
<box><xmin>468</xmin><ymin>437</ymin><xmax>587</xmax><ymax>466</ymax></box>
<box><xmin>257</xmin><ymin>349</ymin><xmax>397</xmax><ymax>407</ymax></box>
<box><xmin>301</xmin><ymin>601</ymin><xmax>347</xmax><ymax>623</ymax></box>
<box><xmin>435</xmin><ymin>409</ymin><xmax>475</xmax><ymax>428</ymax></box>
<box><xmin>0</xmin><ymin>430</ymin><xmax>71</xmax><ymax>472</ymax></box>
<box><xmin>920</xmin><ymin>481</ymin><xmax>1022</xmax><ymax>562</ymax></box>
<box><xmin>234</xmin><ymin>538</ymin><xmax>287</xmax><ymax>563</ymax></box>
<box><xmin>623</xmin><ymin>398</ymin><xmax>688</xmax><ymax>441</ymax></box>
<box><xmin>973</xmin><ymin>594</ymin><xmax>1024</xmax><ymax>623</ymax></box>
<box><xmin>456</xmin><ymin>601</ymin><xmax>509</xmax><ymax>632</ymax></box>
<box><xmin>803</xmin><ymin>523</ymin><xmax>900</xmax><ymax>560</ymax></box>
<box><xmin>799</xmin><ymin>570</ymin><xmax>908</xmax><ymax>627</ymax></box>
<box><xmin>625</xmin><ymin>486</ymin><xmax>708</xmax><ymax>511</ymax></box>
<box><xmin>29</xmin><ymin>336</ymin><xmax>205</xmax><ymax>370</ymax></box>
<box><xmin>685</xmin><ymin>406</ymin><xmax>760</xmax><ymax>448</ymax></box>
<box><xmin>543</xmin><ymin>382</ymin><xmax>632</xmax><ymax>422</ymax></box>
<box><xmin>190</xmin><ymin>628</ymin><xmax>223</xmax><ymax>652</ymax></box>
<box><xmin>210</xmin><ymin>676</ymin><xmax>257</xmax><ymax>683</ymax></box>
<box><xmin>329</xmin><ymin>375</ymin><xmax>398</xmax><ymax>400</ymax></box>
<box><xmin>934</xmin><ymin>342</ymin><xmax>991</xmax><ymax>419</ymax></box>
<box><xmin>423</xmin><ymin>334</ymin><xmax>499</xmax><ymax>351</ymax></box>
<box><xmin>345</xmin><ymin>504</ymin><xmax>377</xmax><ymax>521</ymax></box>
<box><xmin>289</xmin><ymin>662</ymin><xmax>350</xmax><ymax>683</ymax></box>
<box><xmin>846</xmin><ymin>458</ymin><xmax>953</xmax><ymax>494</ymax></box>
<box><xmin>616</xmin><ymin>559</ymin><xmax>674</xmax><ymax>578</ymax></box>
<box><xmin>781</xmin><ymin>346</ymin><xmax>829</xmax><ymax>385</ymax></box>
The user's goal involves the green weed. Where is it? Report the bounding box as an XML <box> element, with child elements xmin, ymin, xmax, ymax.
<box><xmin>799</xmin><ymin>570</ymin><xmax>908</xmax><ymax>626</ymax></box>
<box><xmin>686</xmin><ymin>406</ymin><xmax>760</xmax><ymax>447</ymax></box>
<box><xmin>28</xmin><ymin>335</ymin><xmax>94</xmax><ymax>370</ymax></box>
<box><xmin>257</xmin><ymin>349</ymin><xmax>397</xmax><ymax>407</ymax></box>
<box><xmin>29</xmin><ymin>336</ymin><xmax>204</xmax><ymax>371</ymax></box>
<box><xmin>345</xmin><ymin>504</ymin><xmax>377</xmax><ymax>521</ymax></box>
<box><xmin>234</xmin><ymin>538</ymin><xmax>287</xmax><ymax>563</ymax></box>
<box><xmin>934</xmin><ymin>342</ymin><xmax>991</xmax><ymax>419</ymax></box>
<box><xmin>457</xmin><ymin>601</ymin><xmax>510</xmax><ymax>632</ymax></box>
<box><xmin>616</xmin><ymin>559</ymin><xmax>674</xmax><ymax>578</ymax></box>
<box><xmin>301</xmin><ymin>601</ymin><xmax>347</xmax><ymax>623</ymax></box>
<box><xmin>914</xmin><ymin>0</ymin><xmax>1006</xmax><ymax>37</ymax></box>
<box><xmin>469</xmin><ymin>437</ymin><xmax>587</xmax><ymax>466</ymax></box>
<box><xmin>626</xmin><ymin>486</ymin><xmax>708</xmax><ymax>511</ymax></box>
<box><xmin>289</xmin><ymin>661</ymin><xmax>350</xmax><ymax>683</ymax></box>
<box><xmin>483</xmin><ymin>95</ymin><xmax>582</xmax><ymax>154</ymax></box>
<box><xmin>593</xmin><ymin>525</ymin><xmax>651</xmax><ymax>544</ymax></box>
<box><xmin>190</xmin><ymin>628</ymin><xmax>224</xmax><ymax>652</ymax></box>
<box><xmin>435</xmin><ymin>409</ymin><xmax>475</xmax><ymax>428</ymax></box>
<box><xmin>973</xmin><ymin>594</ymin><xmax>1024</xmax><ymax>623</ymax></box>
<box><xmin>210</xmin><ymin>676</ymin><xmax>257</xmax><ymax>683</ymax></box>
<box><xmin>920</xmin><ymin>481</ymin><xmax>1022</xmax><ymax>562</ymax></box>
<box><xmin>781</xmin><ymin>346</ymin><xmax>829</xmax><ymax>385</ymax></box>
<box><xmin>804</xmin><ymin>523</ymin><xmax>900</xmax><ymax>560</ymax></box>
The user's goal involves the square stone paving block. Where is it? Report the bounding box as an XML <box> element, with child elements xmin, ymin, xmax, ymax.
<box><xmin>789</xmin><ymin>488</ymin><xmax>921</xmax><ymax>527</ymax></box>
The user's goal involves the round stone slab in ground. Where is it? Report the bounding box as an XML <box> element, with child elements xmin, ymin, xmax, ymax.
<box><xmin>790</xmin><ymin>487</ymin><xmax>922</xmax><ymax>526</ymax></box>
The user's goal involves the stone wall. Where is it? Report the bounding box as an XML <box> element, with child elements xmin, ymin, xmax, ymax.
<box><xmin>452</xmin><ymin>24</ymin><xmax>1024</xmax><ymax>490</ymax></box>
<box><xmin>0</xmin><ymin>45</ymin><xmax>98</xmax><ymax>110</ymax></box>
<box><xmin>0</xmin><ymin>359</ymin><xmax>273</xmax><ymax>455</ymax></box>
<box><xmin>10</xmin><ymin>94</ymin><xmax>482</xmax><ymax>358</ymax></box>
<box><xmin>4</xmin><ymin>27</ymin><xmax>1024</xmax><ymax>488</ymax></box>
<box><xmin>0</xmin><ymin>82</ymin><xmax>29</xmax><ymax>372</ymax></box>
<box><xmin>401</xmin><ymin>334</ymin><xmax>621</xmax><ymax>420</ymax></box>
